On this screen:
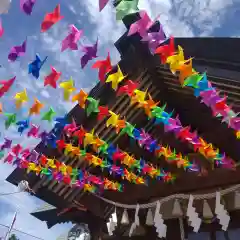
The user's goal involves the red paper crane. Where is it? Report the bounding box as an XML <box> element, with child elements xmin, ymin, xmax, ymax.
<box><xmin>117</xmin><ymin>80</ymin><xmax>139</xmax><ymax>97</ymax></box>
<box><xmin>56</xmin><ymin>139</ymin><xmax>66</xmax><ymax>151</ymax></box>
<box><xmin>97</xmin><ymin>106</ymin><xmax>109</xmax><ymax>120</ymax></box>
<box><xmin>177</xmin><ymin>126</ymin><xmax>194</xmax><ymax>142</ymax></box>
<box><xmin>92</xmin><ymin>52</ymin><xmax>112</xmax><ymax>82</ymax></box>
<box><xmin>155</xmin><ymin>36</ymin><xmax>175</xmax><ymax>64</ymax></box>
<box><xmin>41</xmin><ymin>4</ymin><xmax>64</xmax><ymax>32</ymax></box>
<box><xmin>0</xmin><ymin>76</ymin><xmax>16</xmax><ymax>98</ymax></box>
<box><xmin>44</xmin><ymin>66</ymin><xmax>61</xmax><ymax>88</ymax></box>
<box><xmin>73</xmin><ymin>127</ymin><xmax>86</xmax><ymax>145</ymax></box>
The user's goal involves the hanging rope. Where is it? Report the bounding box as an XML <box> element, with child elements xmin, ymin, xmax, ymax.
<box><xmin>95</xmin><ymin>184</ymin><xmax>240</xmax><ymax>209</ymax></box>
<box><xmin>179</xmin><ymin>218</ymin><xmax>185</xmax><ymax>240</ymax></box>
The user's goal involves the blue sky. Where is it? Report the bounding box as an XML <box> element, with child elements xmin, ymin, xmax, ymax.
<box><xmin>0</xmin><ymin>0</ymin><xmax>239</xmax><ymax>239</ymax></box>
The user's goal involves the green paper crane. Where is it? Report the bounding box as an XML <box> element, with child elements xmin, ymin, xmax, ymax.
<box><xmin>98</xmin><ymin>142</ymin><xmax>109</xmax><ymax>155</ymax></box>
<box><xmin>41</xmin><ymin>107</ymin><xmax>56</xmax><ymax>122</ymax></box>
<box><xmin>4</xmin><ymin>113</ymin><xmax>16</xmax><ymax>129</ymax></box>
<box><xmin>86</xmin><ymin>97</ymin><xmax>100</xmax><ymax>117</ymax></box>
<box><xmin>116</xmin><ymin>0</ymin><xmax>139</xmax><ymax>20</ymax></box>
<box><xmin>41</xmin><ymin>168</ymin><xmax>51</xmax><ymax>175</ymax></box>
<box><xmin>183</xmin><ymin>73</ymin><xmax>203</xmax><ymax>88</ymax></box>
<box><xmin>79</xmin><ymin>149</ymin><xmax>86</xmax><ymax>157</ymax></box>
<box><xmin>151</xmin><ymin>104</ymin><xmax>167</xmax><ymax>118</ymax></box>
<box><xmin>71</xmin><ymin>168</ymin><xmax>79</xmax><ymax>182</ymax></box>
<box><xmin>101</xmin><ymin>158</ymin><xmax>110</xmax><ymax>169</ymax></box>
<box><xmin>120</xmin><ymin>121</ymin><xmax>135</xmax><ymax>138</ymax></box>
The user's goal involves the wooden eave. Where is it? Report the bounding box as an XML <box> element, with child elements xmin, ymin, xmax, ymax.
<box><xmin>6</xmin><ymin>34</ymin><xmax>240</xmax><ymax>223</ymax></box>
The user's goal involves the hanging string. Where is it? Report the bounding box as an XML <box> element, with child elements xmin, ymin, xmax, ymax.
<box><xmin>95</xmin><ymin>183</ymin><xmax>240</xmax><ymax>209</ymax></box>
<box><xmin>179</xmin><ymin>218</ymin><xmax>185</xmax><ymax>240</ymax></box>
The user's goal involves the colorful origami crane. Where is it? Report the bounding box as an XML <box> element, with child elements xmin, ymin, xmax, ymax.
<box><xmin>155</xmin><ymin>36</ymin><xmax>175</xmax><ymax>64</ymax></box>
<box><xmin>86</xmin><ymin>97</ymin><xmax>100</xmax><ymax>116</ymax></box>
<box><xmin>8</xmin><ymin>39</ymin><xmax>27</xmax><ymax>62</ymax></box>
<box><xmin>41</xmin><ymin>107</ymin><xmax>56</xmax><ymax>122</ymax></box>
<box><xmin>61</xmin><ymin>24</ymin><xmax>83</xmax><ymax>52</ymax></box>
<box><xmin>128</xmin><ymin>10</ymin><xmax>155</xmax><ymax>37</ymax></box>
<box><xmin>92</xmin><ymin>52</ymin><xmax>112</xmax><ymax>82</ymax></box>
<box><xmin>115</xmin><ymin>0</ymin><xmax>139</xmax><ymax>20</ymax></box>
<box><xmin>14</xmin><ymin>89</ymin><xmax>28</xmax><ymax>109</ymax></box>
<box><xmin>4</xmin><ymin>113</ymin><xmax>16</xmax><ymax>129</ymax></box>
<box><xmin>27</xmin><ymin>124</ymin><xmax>40</xmax><ymax>138</ymax></box>
<box><xmin>20</xmin><ymin>0</ymin><xmax>36</xmax><ymax>15</ymax></box>
<box><xmin>41</xmin><ymin>4</ymin><xmax>63</xmax><ymax>32</ymax></box>
<box><xmin>59</xmin><ymin>77</ymin><xmax>76</xmax><ymax>101</ymax></box>
<box><xmin>80</xmin><ymin>39</ymin><xmax>98</xmax><ymax>68</ymax></box>
<box><xmin>106</xmin><ymin>65</ymin><xmax>126</xmax><ymax>90</ymax></box>
<box><xmin>0</xmin><ymin>76</ymin><xmax>15</xmax><ymax>98</ymax></box>
<box><xmin>72</xmin><ymin>89</ymin><xmax>88</xmax><ymax>108</ymax></box>
<box><xmin>0</xmin><ymin>138</ymin><xmax>12</xmax><ymax>150</ymax></box>
<box><xmin>16</xmin><ymin>119</ymin><xmax>29</xmax><ymax>135</ymax></box>
<box><xmin>44</xmin><ymin>66</ymin><xmax>61</xmax><ymax>88</ymax></box>
<box><xmin>29</xmin><ymin>98</ymin><xmax>44</xmax><ymax>115</ymax></box>
<box><xmin>28</xmin><ymin>54</ymin><xmax>48</xmax><ymax>79</ymax></box>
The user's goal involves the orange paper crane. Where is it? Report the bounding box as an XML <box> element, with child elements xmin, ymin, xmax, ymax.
<box><xmin>29</xmin><ymin>98</ymin><xmax>44</xmax><ymax>115</ymax></box>
<box><xmin>140</xmin><ymin>93</ymin><xmax>159</xmax><ymax>118</ymax></box>
<box><xmin>177</xmin><ymin>58</ymin><xmax>196</xmax><ymax>85</ymax></box>
<box><xmin>72</xmin><ymin>89</ymin><xmax>88</xmax><ymax>108</ymax></box>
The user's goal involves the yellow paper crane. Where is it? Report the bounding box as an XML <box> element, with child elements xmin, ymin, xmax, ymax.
<box><xmin>106</xmin><ymin>111</ymin><xmax>120</xmax><ymax>127</ymax></box>
<box><xmin>105</xmin><ymin>65</ymin><xmax>126</xmax><ymax>90</ymax></box>
<box><xmin>59</xmin><ymin>77</ymin><xmax>76</xmax><ymax>101</ymax></box>
<box><xmin>84</xmin><ymin>130</ymin><xmax>95</xmax><ymax>148</ymax></box>
<box><xmin>166</xmin><ymin>45</ymin><xmax>185</xmax><ymax>74</ymax></box>
<box><xmin>131</xmin><ymin>89</ymin><xmax>147</xmax><ymax>105</ymax></box>
<box><xmin>14</xmin><ymin>89</ymin><xmax>28</xmax><ymax>108</ymax></box>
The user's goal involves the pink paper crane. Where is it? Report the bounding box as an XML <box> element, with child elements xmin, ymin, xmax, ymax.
<box><xmin>128</xmin><ymin>10</ymin><xmax>160</xmax><ymax>37</ymax></box>
<box><xmin>61</xmin><ymin>24</ymin><xmax>83</xmax><ymax>52</ymax></box>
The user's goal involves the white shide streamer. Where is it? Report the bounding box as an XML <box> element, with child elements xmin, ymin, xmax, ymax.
<box><xmin>215</xmin><ymin>192</ymin><xmax>230</xmax><ymax>231</ymax></box>
<box><xmin>187</xmin><ymin>195</ymin><xmax>201</xmax><ymax>232</ymax></box>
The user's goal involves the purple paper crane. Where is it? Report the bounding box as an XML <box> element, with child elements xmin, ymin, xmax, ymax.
<box><xmin>8</xmin><ymin>39</ymin><xmax>27</xmax><ymax>62</ymax></box>
<box><xmin>128</xmin><ymin>10</ymin><xmax>157</xmax><ymax>37</ymax></box>
<box><xmin>20</xmin><ymin>0</ymin><xmax>36</xmax><ymax>15</ymax></box>
<box><xmin>0</xmin><ymin>138</ymin><xmax>12</xmax><ymax>150</ymax></box>
<box><xmin>38</xmin><ymin>131</ymin><xmax>50</xmax><ymax>145</ymax></box>
<box><xmin>141</xmin><ymin>26</ymin><xmax>166</xmax><ymax>53</ymax></box>
<box><xmin>138</xmin><ymin>129</ymin><xmax>152</xmax><ymax>147</ymax></box>
<box><xmin>80</xmin><ymin>39</ymin><xmax>98</xmax><ymax>68</ymax></box>
<box><xmin>61</xmin><ymin>24</ymin><xmax>83</xmax><ymax>52</ymax></box>
<box><xmin>200</xmin><ymin>89</ymin><xmax>220</xmax><ymax>107</ymax></box>
<box><xmin>28</xmin><ymin>150</ymin><xmax>39</xmax><ymax>164</ymax></box>
<box><xmin>164</xmin><ymin>116</ymin><xmax>182</xmax><ymax>133</ymax></box>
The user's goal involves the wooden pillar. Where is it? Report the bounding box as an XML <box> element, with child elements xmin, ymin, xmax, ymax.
<box><xmin>210</xmin><ymin>231</ymin><xmax>216</xmax><ymax>240</ymax></box>
<box><xmin>166</xmin><ymin>219</ymin><xmax>182</xmax><ymax>240</ymax></box>
<box><xmin>224</xmin><ymin>231</ymin><xmax>230</xmax><ymax>240</ymax></box>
